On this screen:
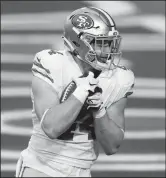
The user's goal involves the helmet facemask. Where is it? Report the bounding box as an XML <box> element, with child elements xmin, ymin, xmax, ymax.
<box><xmin>80</xmin><ymin>32</ymin><xmax>122</xmax><ymax>71</ymax></box>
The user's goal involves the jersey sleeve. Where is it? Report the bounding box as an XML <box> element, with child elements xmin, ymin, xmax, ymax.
<box><xmin>118</xmin><ymin>68</ymin><xmax>135</xmax><ymax>98</ymax></box>
<box><xmin>31</xmin><ymin>49</ymin><xmax>64</xmax><ymax>95</ymax></box>
<box><xmin>104</xmin><ymin>68</ymin><xmax>135</xmax><ymax>108</ymax></box>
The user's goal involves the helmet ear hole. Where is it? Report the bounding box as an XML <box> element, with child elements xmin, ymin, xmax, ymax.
<box><xmin>72</xmin><ymin>41</ymin><xmax>80</xmax><ymax>47</ymax></box>
<box><xmin>73</xmin><ymin>49</ymin><xmax>79</xmax><ymax>56</ymax></box>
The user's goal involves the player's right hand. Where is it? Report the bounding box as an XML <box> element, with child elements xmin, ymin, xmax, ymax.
<box><xmin>73</xmin><ymin>71</ymin><xmax>98</xmax><ymax>93</ymax></box>
<box><xmin>72</xmin><ymin>72</ymin><xmax>99</xmax><ymax>103</ymax></box>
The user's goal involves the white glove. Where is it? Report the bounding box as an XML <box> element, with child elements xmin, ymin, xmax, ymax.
<box><xmin>86</xmin><ymin>92</ymin><xmax>102</xmax><ymax>109</ymax></box>
<box><xmin>86</xmin><ymin>92</ymin><xmax>106</xmax><ymax>119</ymax></box>
<box><xmin>72</xmin><ymin>72</ymin><xmax>99</xmax><ymax>103</ymax></box>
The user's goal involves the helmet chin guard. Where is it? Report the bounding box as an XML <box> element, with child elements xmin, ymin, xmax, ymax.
<box><xmin>63</xmin><ymin>7</ymin><xmax>122</xmax><ymax>71</ymax></box>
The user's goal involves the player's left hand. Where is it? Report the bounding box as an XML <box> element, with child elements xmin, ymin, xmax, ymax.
<box><xmin>86</xmin><ymin>92</ymin><xmax>103</xmax><ymax>111</ymax></box>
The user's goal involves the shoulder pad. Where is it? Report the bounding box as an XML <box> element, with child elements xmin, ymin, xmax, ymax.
<box><xmin>36</xmin><ymin>49</ymin><xmax>64</xmax><ymax>60</ymax></box>
<box><xmin>116</xmin><ymin>67</ymin><xmax>135</xmax><ymax>86</ymax></box>
<box><xmin>32</xmin><ymin>49</ymin><xmax>64</xmax><ymax>85</ymax></box>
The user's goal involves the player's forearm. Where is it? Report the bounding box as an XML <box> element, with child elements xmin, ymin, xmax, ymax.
<box><xmin>41</xmin><ymin>94</ymin><xmax>83</xmax><ymax>139</ymax></box>
<box><xmin>94</xmin><ymin>112</ymin><xmax>124</xmax><ymax>155</ymax></box>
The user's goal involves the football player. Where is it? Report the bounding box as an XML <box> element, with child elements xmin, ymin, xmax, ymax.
<box><xmin>15</xmin><ymin>6</ymin><xmax>135</xmax><ymax>177</ymax></box>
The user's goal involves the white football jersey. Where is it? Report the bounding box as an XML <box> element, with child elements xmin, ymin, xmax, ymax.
<box><xmin>28</xmin><ymin>49</ymin><xmax>98</xmax><ymax>169</ymax></box>
<box><xmin>24</xmin><ymin>49</ymin><xmax>134</xmax><ymax>170</ymax></box>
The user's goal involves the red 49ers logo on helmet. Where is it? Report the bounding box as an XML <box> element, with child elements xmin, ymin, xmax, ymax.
<box><xmin>72</xmin><ymin>14</ymin><xmax>94</xmax><ymax>29</ymax></box>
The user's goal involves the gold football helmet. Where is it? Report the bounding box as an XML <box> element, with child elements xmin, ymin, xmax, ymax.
<box><xmin>63</xmin><ymin>7</ymin><xmax>122</xmax><ymax>71</ymax></box>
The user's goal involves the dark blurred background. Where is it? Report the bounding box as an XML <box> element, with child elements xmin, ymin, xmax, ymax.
<box><xmin>1</xmin><ymin>1</ymin><xmax>165</xmax><ymax>177</ymax></box>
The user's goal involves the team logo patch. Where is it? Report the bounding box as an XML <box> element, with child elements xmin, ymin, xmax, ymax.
<box><xmin>72</xmin><ymin>14</ymin><xmax>94</xmax><ymax>29</ymax></box>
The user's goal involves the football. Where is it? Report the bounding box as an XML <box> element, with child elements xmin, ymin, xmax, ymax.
<box><xmin>60</xmin><ymin>81</ymin><xmax>77</xmax><ymax>103</ymax></box>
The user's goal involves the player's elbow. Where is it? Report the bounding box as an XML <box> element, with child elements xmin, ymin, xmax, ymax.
<box><xmin>44</xmin><ymin>130</ymin><xmax>55</xmax><ymax>139</ymax></box>
<box><xmin>102</xmin><ymin>136</ymin><xmax>123</xmax><ymax>155</ymax></box>
<box><xmin>101</xmin><ymin>134</ymin><xmax>124</xmax><ymax>155</ymax></box>
<box><xmin>44</xmin><ymin>128</ymin><xmax>60</xmax><ymax>139</ymax></box>
<box><xmin>41</xmin><ymin>123</ymin><xmax>59</xmax><ymax>139</ymax></box>
<box><xmin>104</xmin><ymin>146</ymin><xmax>119</xmax><ymax>155</ymax></box>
